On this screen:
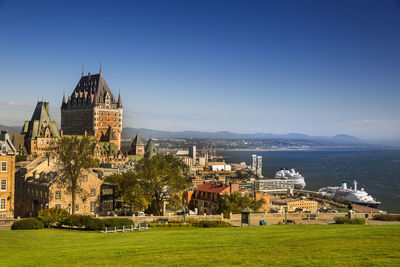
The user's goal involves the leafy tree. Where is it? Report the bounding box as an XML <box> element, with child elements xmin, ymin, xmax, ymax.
<box><xmin>218</xmin><ymin>192</ymin><xmax>266</xmax><ymax>217</ymax></box>
<box><xmin>137</xmin><ymin>154</ymin><xmax>190</xmax><ymax>215</ymax></box>
<box><xmin>107</xmin><ymin>154</ymin><xmax>190</xmax><ymax>215</ymax></box>
<box><xmin>105</xmin><ymin>172</ymin><xmax>150</xmax><ymax>214</ymax></box>
<box><xmin>53</xmin><ymin>136</ymin><xmax>97</xmax><ymax>215</ymax></box>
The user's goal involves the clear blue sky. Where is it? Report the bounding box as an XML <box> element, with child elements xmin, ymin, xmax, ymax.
<box><xmin>0</xmin><ymin>0</ymin><xmax>399</xmax><ymax>142</ymax></box>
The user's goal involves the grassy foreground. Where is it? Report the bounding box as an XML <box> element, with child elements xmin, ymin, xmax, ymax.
<box><xmin>0</xmin><ymin>225</ymin><xmax>399</xmax><ymax>266</ymax></box>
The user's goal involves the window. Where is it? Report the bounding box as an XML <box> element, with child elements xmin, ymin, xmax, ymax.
<box><xmin>75</xmin><ymin>205</ymin><xmax>79</xmax><ymax>211</ymax></box>
<box><xmin>55</xmin><ymin>191</ymin><xmax>61</xmax><ymax>199</ymax></box>
<box><xmin>90</xmin><ymin>188</ymin><xmax>96</xmax><ymax>196</ymax></box>
<box><xmin>55</xmin><ymin>204</ymin><xmax>61</xmax><ymax>209</ymax></box>
<box><xmin>90</xmin><ymin>201</ymin><xmax>96</xmax><ymax>212</ymax></box>
<box><xmin>1</xmin><ymin>161</ymin><xmax>6</xmax><ymax>172</ymax></box>
<box><xmin>0</xmin><ymin>179</ymin><xmax>6</xmax><ymax>191</ymax></box>
<box><xmin>1</xmin><ymin>145</ymin><xmax>6</xmax><ymax>155</ymax></box>
<box><xmin>83</xmin><ymin>175</ymin><xmax>88</xmax><ymax>182</ymax></box>
<box><xmin>0</xmin><ymin>198</ymin><xmax>5</xmax><ymax>211</ymax></box>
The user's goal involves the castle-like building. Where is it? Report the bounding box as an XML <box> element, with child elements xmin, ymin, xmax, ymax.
<box><xmin>61</xmin><ymin>71</ymin><xmax>123</xmax><ymax>149</ymax></box>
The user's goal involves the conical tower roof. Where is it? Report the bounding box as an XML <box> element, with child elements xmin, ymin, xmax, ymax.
<box><xmin>131</xmin><ymin>133</ymin><xmax>144</xmax><ymax>147</ymax></box>
<box><xmin>145</xmin><ymin>138</ymin><xmax>157</xmax><ymax>158</ymax></box>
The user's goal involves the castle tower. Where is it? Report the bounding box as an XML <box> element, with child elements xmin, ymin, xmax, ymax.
<box><xmin>61</xmin><ymin>72</ymin><xmax>123</xmax><ymax>149</ymax></box>
<box><xmin>22</xmin><ymin>102</ymin><xmax>60</xmax><ymax>155</ymax></box>
<box><xmin>131</xmin><ymin>133</ymin><xmax>145</xmax><ymax>156</ymax></box>
<box><xmin>144</xmin><ymin>138</ymin><xmax>157</xmax><ymax>159</ymax></box>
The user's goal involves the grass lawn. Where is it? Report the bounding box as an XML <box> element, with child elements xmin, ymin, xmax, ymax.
<box><xmin>0</xmin><ymin>225</ymin><xmax>399</xmax><ymax>266</ymax></box>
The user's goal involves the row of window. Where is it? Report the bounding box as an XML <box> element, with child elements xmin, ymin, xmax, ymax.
<box><xmin>54</xmin><ymin>202</ymin><xmax>96</xmax><ymax>212</ymax></box>
<box><xmin>55</xmin><ymin>188</ymin><xmax>96</xmax><ymax>199</ymax></box>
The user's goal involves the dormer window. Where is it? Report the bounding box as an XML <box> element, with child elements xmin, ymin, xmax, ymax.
<box><xmin>105</xmin><ymin>92</ymin><xmax>111</xmax><ymax>108</ymax></box>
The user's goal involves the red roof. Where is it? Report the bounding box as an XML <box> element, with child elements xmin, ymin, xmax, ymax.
<box><xmin>195</xmin><ymin>182</ymin><xmax>230</xmax><ymax>194</ymax></box>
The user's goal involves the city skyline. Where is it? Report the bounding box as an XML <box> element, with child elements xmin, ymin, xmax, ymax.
<box><xmin>0</xmin><ymin>1</ymin><xmax>399</xmax><ymax>143</ymax></box>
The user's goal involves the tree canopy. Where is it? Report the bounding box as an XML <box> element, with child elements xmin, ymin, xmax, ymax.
<box><xmin>53</xmin><ymin>136</ymin><xmax>98</xmax><ymax>214</ymax></box>
<box><xmin>218</xmin><ymin>192</ymin><xmax>266</xmax><ymax>217</ymax></box>
<box><xmin>106</xmin><ymin>154</ymin><xmax>190</xmax><ymax>215</ymax></box>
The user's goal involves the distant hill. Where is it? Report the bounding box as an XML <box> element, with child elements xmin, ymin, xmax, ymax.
<box><xmin>122</xmin><ymin>127</ymin><xmax>363</xmax><ymax>144</ymax></box>
<box><xmin>0</xmin><ymin>124</ymin><xmax>21</xmax><ymax>134</ymax></box>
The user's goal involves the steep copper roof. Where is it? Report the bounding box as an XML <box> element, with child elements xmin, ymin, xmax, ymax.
<box><xmin>65</xmin><ymin>72</ymin><xmax>117</xmax><ymax>106</ymax></box>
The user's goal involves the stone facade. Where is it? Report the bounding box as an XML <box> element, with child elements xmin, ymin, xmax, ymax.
<box><xmin>0</xmin><ymin>131</ymin><xmax>16</xmax><ymax>218</ymax></box>
<box><xmin>14</xmin><ymin>155</ymin><xmax>116</xmax><ymax>217</ymax></box>
<box><xmin>61</xmin><ymin>72</ymin><xmax>123</xmax><ymax>149</ymax></box>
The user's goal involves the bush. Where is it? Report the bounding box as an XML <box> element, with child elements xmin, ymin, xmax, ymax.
<box><xmin>192</xmin><ymin>220</ymin><xmax>232</xmax><ymax>228</ymax></box>
<box><xmin>102</xmin><ymin>218</ymin><xmax>134</xmax><ymax>228</ymax></box>
<box><xmin>334</xmin><ymin>217</ymin><xmax>365</xmax><ymax>225</ymax></box>
<box><xmin>373</xmin><ymin>214</ymin><xmax>400</xmax><ymax>221</ymax></box>
<box><xmin>85</xmin><ymin>218</ymin><xmax>105</xmax><ymax>231</ymax></box>
<box><xmin>38</xmin><ymin>208</ymin><xmax>69</xmax><ymax>228</ymax></box>
<box><xmin>11</xmin><ymin>218</ymin><xmax>44</xmax><ymax>230</ymax></box>
<box><xmin>149</xmin><ymin>222</ymin><xmax>190</xmax><ymax>228</ymax></box>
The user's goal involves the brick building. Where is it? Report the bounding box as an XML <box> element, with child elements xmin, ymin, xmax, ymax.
<box><xmin>190</xmin><ymin>182</ymin><xmax>240</xmax><ymax>214</ymax></box>
<box><xmin>0</xmin><ymin>131</ymin><xmax>16</xmax><ymax>218</ymax></box>
<box><xmin>14</xmin><ymin>155</ymin><xmax>116</xmax><ymax>217</ymax></box>
<box><xmin>61</xmin><ymin>71</ymin><xmax>123</xmax><ymax>149</ymax></box>
<box><xmin>21</xmin><ymin>101</ymin><xmax>60</xmax><ymax>156</ymax></box>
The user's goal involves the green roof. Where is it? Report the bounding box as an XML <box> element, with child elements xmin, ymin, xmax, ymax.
<box><xmin>145</xmin><ymin>138</ymin><xmax>157</xmax><ymax>159</ymax></box>
<box><xmin>131</xmin><ymin>133</ymin><xmax>144</xmax><ymax>147</ymax></box>
<box><xmin>22</xmin><ymin>102</ymin><xmax>60</xmax><ymax>140</ymax></box>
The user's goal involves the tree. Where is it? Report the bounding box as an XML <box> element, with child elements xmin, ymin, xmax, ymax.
<box><xmin>53</xmin><ymin>136</ymin><xmax>98</xmax><ymax>215</ymax></box>
<box><xmin>218</xmin><ymin>192</ymin><xmax>266</xmax><ymax>217</ymax></box>
<box><xmin>137</xmin><ymin>154</ymin><xmax>190</xmax><ymax>215</ymax></box>
<box><xmin>105</xmin><ymin>172</ymin><xmax>151</xmax><ymax>214</ymax></box>
<box><xmin>107</xmin><ymin>154</ymin><xmax>190</xmax><ymax>215</ymax></box>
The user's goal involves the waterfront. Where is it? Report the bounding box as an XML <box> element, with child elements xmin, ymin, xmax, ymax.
<box><xmin>219</xmin><ymin>149</ymin><xmax>400</xmax><ymax>213</ymax></box>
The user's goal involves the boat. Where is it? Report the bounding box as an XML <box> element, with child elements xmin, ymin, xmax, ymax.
<box><xmin>274</xmin><ymin>168</ymin><xmax>306</xmax><ymax>189</ymax></box>
<box><xmin>318</xmin><ymin>180</ymin><xmax>380</xmax><ymax>208</ymax></box>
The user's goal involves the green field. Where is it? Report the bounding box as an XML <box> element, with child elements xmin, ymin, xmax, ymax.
<box><xmin>0</xmin><ymin>225</ymin><xmax>399</xmax><ymax>266</ymax></box>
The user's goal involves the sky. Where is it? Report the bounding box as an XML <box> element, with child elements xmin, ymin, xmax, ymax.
<box><xmin>0</xmin><ymin>0</ymin><xmax>399</xmax><ymax>142</ymax></box>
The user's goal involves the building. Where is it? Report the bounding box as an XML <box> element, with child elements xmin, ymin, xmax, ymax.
<box><xmin>61</xmin><ymin>71</ymin><xmax>123</xmax><ymax>149</ymax></box>
<box><xmin>21</xmin><ymin>102</ymin><xmax>60</xmax><ymax>156</ymax></box>
<box><xmin>286</xmin><ymin>200</ymin><xmax>318</xmax><ymax>212</ymax></box>
<box><xmin>189</xmin><ymin>146</ymin><xmax>196</xmax><ymax>164</ymax></box>
<box><xmin>0</xmin><ymin>131</ymin><xmax>16</xmax><ymax>218</ymax></box>
<box><xmin>254</xmin><ymin>191</ymin><xmax>271</xmax><ymax>212</ymax></box>
<box><xmin>256</xmin><ymin>155</ymin><xmax>263</xmax><ymax>177</ymax></box>
<box><xmin>209</xmin><ymin>162</ymin><xmax>232</xmax><ymax>171</ymax></box>
<box><xmin>251</xmin><ymin>154</ymin><xmax>257</xmax><ymax>172</ymax></box>
<box><xmin>130</xmin><ymin>134</ymin><xmax>145</xmax><ymax>156</ymax></box>
<box><xmin>144</xmin><ymin>138</ymin><xmax>157</xmax><ymax>159</ymax></box>
<box><xmin>14</xmin><ymin>155</ymin><xmax>116</xmax><ymax>217</ymax></box>
<box><xmin>190</xmin><ymin>182</ymin><xmax>240</xmax><ymax>214</ymax></box>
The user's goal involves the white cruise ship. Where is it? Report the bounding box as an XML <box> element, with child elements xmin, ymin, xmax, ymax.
<box><xmin>319</xmin><ymin>180</ymin><xmax>380</xmax><ymax>208</ymax></box>
<box><xmin>274</xmin><ymin>168</ymin><xmax>306</xmax><ymax>189</ymax></box>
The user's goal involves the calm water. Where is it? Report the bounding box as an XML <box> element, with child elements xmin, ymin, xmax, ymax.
<box><xmin>219</xmin><ymin>149</ymin><xmax>400</xmax><ymax>213</ymax></box>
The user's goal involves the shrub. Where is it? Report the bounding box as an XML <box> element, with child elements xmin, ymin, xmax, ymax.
<box><xmin>192</xmin><ymin>220</ymin><xmax>232</xmax><ymax>228</ymax></box>
<box><xmin>102</xmin><ymin>218</ymin><xmax>134</xmax><ymax>228</ymax></box>
<box><xmin>38</xmin><ymin>208</ymin><xmax>69</xmax><ymax>228</ymax></box>
<box><xmin>11</xmin><ymin>218</ymin><xmax>44</xmax><ymax>230</ymax></box>
<box><xmin>85</xmin><ymin>218</ymin><xmax>105</xmax><ymax>231</ymax></box>
<box><xmin>334</xmin><ymin>217</ymin><xmax>365</xmax><ymax>225</ymax></box>
<box><xmin>373</xmin><ymin>214</ymin><xmax>400</xmax><ymax>221</ymax></box>
<box><xmin>149</xmin><ymin>222</ymin><xmax>190</xmax><ymax>228</ymax></box>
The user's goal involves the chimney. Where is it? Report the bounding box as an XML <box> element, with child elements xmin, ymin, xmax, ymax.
<box><xmin>60</xmin><ymin>130</ymin><xmax>63</xmax><ymax>137</ymax></box>
<box><xmin>84</xmin><ymin>130</ymin><xmax>87</xmax><ymax>138</ymax></box>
